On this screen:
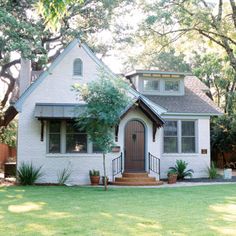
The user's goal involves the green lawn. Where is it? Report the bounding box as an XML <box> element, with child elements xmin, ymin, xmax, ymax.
<box><xmin>0</xmin><ymin>185</ymin><xmax>236</xmax><ymax>236</ymax></box>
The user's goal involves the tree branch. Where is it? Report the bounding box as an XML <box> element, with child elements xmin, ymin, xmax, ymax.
<box><xmin>230</xmin><ymin>0</ymin><xmax>236</xmax><ymax>29</ymax></box>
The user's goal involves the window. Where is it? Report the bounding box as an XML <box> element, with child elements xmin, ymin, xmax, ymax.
<box><xmin>92</xmin><ymin>142</ymin><xmax>103</xmax><ymax>153</ymax></box>
<box><xmin>164</xmin><ymin>121</ymin><xmax>178</xmax><ymax>153</ymax></box>
<box><xmin>66</xmin><ymin>121</ymin><xmax>87</xmax><ymax>153</ymax></box>
<box><xmin>73</xmin><ymin>58</ymin><xmax>83</xmax><ymax>76</ymax></box>
<box><xmin>143</xmin><ymin>79</ymin><xmax>159</xmax><ymax>91</ymax></box>
<box><xmin>47</xmin><ymin>120</ymin><xmax>102</xmax><ymax>154</ymax></box>
<box><xmin>181</xmin><ymin>121</ymin><xmax>195</xmax><ymax>153</ymax></box>
<box><xmin>164</xmin><ymin>120</ymin><xmax>196</xmax><ymax>153</ymax></box>
<box><xmin>165</xmin><ymin>80</ymin><xmax>179</xmax><ymax>92</ymax></box>
<box><xmin>48</xmin><ymin>121</ymin><xmax>61</xmax><ymax>153</ymax></box>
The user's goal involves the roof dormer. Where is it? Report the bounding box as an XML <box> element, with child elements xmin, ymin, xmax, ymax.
<box><xmin>126</xmin><ymin>70</ymin><xmax>190</xmax><ymax>96</ymax></box>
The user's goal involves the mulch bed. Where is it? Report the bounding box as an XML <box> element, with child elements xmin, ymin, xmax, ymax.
<box><xmin>179</xmin><ymin>176</ymin><xmax>236</xmax><ymax>183</ymax></box>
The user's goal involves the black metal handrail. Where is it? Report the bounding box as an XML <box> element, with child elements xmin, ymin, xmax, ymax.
<box><xmin>148</xmin><ymin>152</ymin><xmax>160</xmax><ymax>175</ymax></box>
<box><xmin>112</xmin><ymin>152</ymin><xmax>123</xmax><ymax>181</ymax></box>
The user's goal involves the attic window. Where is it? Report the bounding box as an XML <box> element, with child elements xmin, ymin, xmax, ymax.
<box><xmin>143</xmin><ymin>79</ymin><xmax>159</xmax><ymax>91</ymax></box>
<box><xmin>165</xmin><ymin>80</ymin><xmax>179</xmax><ymax>92</ymax></box>
<box><xmin>73</xmin><ymin>58</ymin><xmax>83</xmax><ymax>76</ymax></box>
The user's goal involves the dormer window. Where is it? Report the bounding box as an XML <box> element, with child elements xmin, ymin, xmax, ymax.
<box><xmin>73</xmin><ymin>58</ymin><xmax>83</xmax><ymax>76</ymax></box>
<box><xmin>143</xmin><ymin>79</ymin><xmax>159</xmax><ymax>91</ymax></box>
<box><xmin>165</xmin><ymin>80</ymin><xmax>179</xmax><ymax>92</ymax></box>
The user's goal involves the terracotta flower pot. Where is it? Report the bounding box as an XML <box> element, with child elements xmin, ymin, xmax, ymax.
<box><xmin>90</xmin><ymin>176</ymin><xmax>100</xmax><ymax>185</ymax></box>
<box><xmin>168</xmin><ymin>174</ymin><xmax>177</xmax><ymax>184</ymax></box>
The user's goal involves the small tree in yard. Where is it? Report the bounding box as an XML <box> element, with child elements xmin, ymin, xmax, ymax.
<box><xmin>73</xmin><ymin>72</ymin><xmax>130</xmax><ymax>190</ymax></box>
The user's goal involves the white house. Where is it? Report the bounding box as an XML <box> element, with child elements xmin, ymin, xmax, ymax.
<box><xmin>14</xmin><ymin>38</ymin><xmax>222</xmax><ymax>185</ymax></box>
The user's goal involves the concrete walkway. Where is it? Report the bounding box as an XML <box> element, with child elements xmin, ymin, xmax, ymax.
<box><xmin>84</xmin><ymin>181</ymin><xmax>236</xmax><ymax>189</ymax></box>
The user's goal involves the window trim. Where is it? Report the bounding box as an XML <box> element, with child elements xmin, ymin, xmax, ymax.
<box><xmin>47</xmin><ymin>120</ymin><xmax>100</xmax><ymax>155</ymax></box>
<box><xmin>73</xmin><ymin>58</ymin><xmax>83</xmax><ymax>77</ymax></box>
<box><xmin>142</xmin><ymin>78</ymin><xmax>160</xmax><ymax>92</ymax></box>
<box><xmin>163</xmin><ymin>119</ymin><xmax>198</xmax><ymax>154</ymax></box>
<box><xmin>164</xmin><ymin>80</ymin><xmax>180</xmax><ymax>92</ymax></box>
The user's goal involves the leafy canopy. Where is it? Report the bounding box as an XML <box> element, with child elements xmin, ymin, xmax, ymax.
<box><xmin>211</xmin><ymin>114</ymin><xmax>236</xmax><ymax>153</ymax></box>
<box><xmin>74</xmin><ymin>72</ymin><xmax>130</xmax><ymax>153</ymax></box>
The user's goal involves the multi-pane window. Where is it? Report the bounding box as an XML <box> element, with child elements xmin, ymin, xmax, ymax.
<box><xmin>164</xmin><ymin>80</ymin><xmax>179</xmax><ymax>92</ymax></box>
<box><xmin>48</xmin><ymin>121</ymin><xmax>61</xmax><ymax>153</ymax></box>
<box><xmin>164</xmin><ymin>120</ymin><xmax>196</xmax><ymax>153</ymax></box>
<box><xmin>73</xmin><ymin>58</ymin><xmax>83</xmax><ymax>76</ymax></box>
<box><xmin>66</xmin><ymin>121</ymin><xmax>87</xmax><ymax>153</ymax></box>
<box><xmin>143</xmin><ymin>79</ymin><xmax>159</xmax><ymax>91</ymax></box>
<box><xmin>181</xmin><ymin>121</ymin><xmax>196</xmax><ymax>153</ymax></box>
<box><xmin>48</xmin><ymin>120</ymin><xmax>89</xmax><ymax>154</ymax></box>
<box><xmin>92</xmin><ymin>142</ymin><xmax>103</xmax><ymax>153</ymax></box>
<box><xmin>164</xmin><ymin>121</ymin><xmax>178</xmax><ymax>153</ymax></box>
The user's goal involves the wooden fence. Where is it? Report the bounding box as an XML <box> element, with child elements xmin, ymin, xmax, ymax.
<box><xmin>0</xmin><ymin>143</ymin><xmax>16</xmax><ymax>169</ymax></box>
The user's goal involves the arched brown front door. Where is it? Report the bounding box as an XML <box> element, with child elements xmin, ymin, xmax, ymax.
<box><xmin>125</xmin><ymin>120</ymin><xmax>145</xmax><ymax>172</ymax></box>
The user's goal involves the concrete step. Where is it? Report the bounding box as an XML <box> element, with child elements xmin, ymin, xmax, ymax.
<box><xmin>113</xmin><ymin>181</ymin><xmax>163</xmax><ymax>186</ymax></box>
<box><xmin>122</xmin><ymin>172</ymin><xmax>148</xmax><ymax>178</ymax></box>
<box><xmin>115</xmin><ymin>177</ymin><xmax>156</xmax><ymax>182</ymax></box>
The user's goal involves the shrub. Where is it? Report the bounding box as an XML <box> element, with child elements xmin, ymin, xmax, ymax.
<box><xmin>89</xmin><ymin>169</ymin><xmax>100</xmax><ymax>176</ymax></box>
<box><xmin>17</xmin><ymin>162</ymin><xmax>43</xmax><ymax>185</ymax></box>
<box><xmin>207</xmin><ymin>162</ymin><xmax>219</xmax><ymax>179</ymax></box>
<box><xmin>167</xmin><ymin>169</ymin><xmax>177</xmax><ymax>177</ymax></box>
<box><xmin>169</xmin><ymin>160</ymin><xmax>194</xmax><ymax>180</ymax></box>
<box><xmin>57</xmin><ymin>167</ymin><xmax>72</xmax><ymax>185</ymax></box>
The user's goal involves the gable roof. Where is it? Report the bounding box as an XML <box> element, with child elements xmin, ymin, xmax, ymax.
<box><xmin>14</xmin><ymin>38</ymin><xmax>116</xmax><ymax>112</ymax></box>
<box><xmin>145</xmin><ymin>76</ymin><xmax>223</xmax><ymax>115</ymax></box>
<box><xmin>120</xmin><ymin>96</ymin><xmax>165</xmax><ymax>126</ymax></box>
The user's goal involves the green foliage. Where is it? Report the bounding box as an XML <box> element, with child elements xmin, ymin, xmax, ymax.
<box><xmin>211</xmin><ymin>115</ymin><xmax>236</xmax><ymax>153</ymax></box>
<box><xmin>89</xmin><ymin>170</ymin><xmax>100</xmax><ymax>176</ymax></box>
<box><xmin>74</xmin><ymin>71</ymin><xmax>130</xmax><ymax>154</ymax></box>
<box><xmin>36</xmin><ymin>0</ymin><xmax>83</xmax><ymax>32</ymax></box>
<box><xmin>207</xmin><ymin>162</ymin><xmax>219</xmax><ymax>179</ymax></box>
<box><xmin>124</xmin><ymin>48</ymin><xmax>191</xmax><ymax>72</ymax></box>
<box><xmin>169</xmin><ymin>160</ymin><xmax>194</xmax><ymax>180</ymax></box>
<box><xmin>57</xmin><ymin>167</ymin><xmax>72</xmax><ymax>185</ymax></box>
<box><xmin>74</xmin><ymin>71</ymin><xmax>130</xmax><ymax>190</ymax></box>
<box><xmin>192</xmin><ymin>52</ymin><xmax>236</xmax><ymax>114</ymax></box>
<box><xmin>167</xmin><ymin>169</ymin><xmax>177</xmax><ymax>177</ymax></box>
<box><xmin>0</xmin><ymin>120</ymin><xmax>17</xmax><ymax>147</ymax></box>
<box><xmin>17</xmin><ymin>162</ymin><xmax>44</xmax><ymax>185</ymax></box>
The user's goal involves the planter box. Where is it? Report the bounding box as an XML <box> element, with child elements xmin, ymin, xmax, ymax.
<box><xmin>90</xmin><ymin>176</ymin><xmax>100</xmax><ymax>185</ymax></box>
<box><xmin>112</xmin><ymin>146</ymin><xmax>120</xmax><ymax>153</ymax></box>
<box><xmin>168</xmin><ymin>174</ymin><xmax>177</xmax><ymax>184</ymax></box>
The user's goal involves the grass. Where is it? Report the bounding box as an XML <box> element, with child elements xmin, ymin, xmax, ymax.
<box><xmin>0</xmin><ymin>185</ymin><xmax>236</xmax><ymax>236</ymax></box>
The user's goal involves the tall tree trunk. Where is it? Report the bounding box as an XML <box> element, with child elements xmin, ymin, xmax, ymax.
<box><xmin>103</xmin><ymin>152</ymin><xmax>108</xmax><ymax>191</ymax></box>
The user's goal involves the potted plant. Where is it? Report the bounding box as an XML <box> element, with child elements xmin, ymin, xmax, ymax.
<box><xmin>89</xmin><ymin>170</ymin><xmax>100</xmax><ymax>185</ymax></box>
<box><xmin>167</xmin><ymin>170</ymin><xmax>178</xmax><ymax>184</ymax></box>
<box><xmin>169</xmin><ymin>160</ymin><xmax>194</xmax><ymax>180</ymax></box>
<box><xmin>102</xmin><ymin>176</ymin><xmax>109</xmax><ymax>186</ymax></box>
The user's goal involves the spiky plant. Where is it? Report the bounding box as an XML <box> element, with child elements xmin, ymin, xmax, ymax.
<box><xmin>169</xmin><ymin>160</ymin><xmax>194</xmax><ymax>180</ymax></box>
<box><xmin>17</xmin><ymin>162</ymin><xmax>43</xmax><ymax>185</ymax></box>
<box><xmin>57</xmin><ymin>167</ymin><xmax>72</xmax><ymax>185</ymax></box>
<box><xmin>207</xmin><ymin>162</ymin><xmax>219</xmax><ymax>179</ymax></box>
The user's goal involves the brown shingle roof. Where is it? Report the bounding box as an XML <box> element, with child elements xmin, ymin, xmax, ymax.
<box><xmin>145</xmin><ymin>76</ymin><xmax>223</xmax><ymax>115</ymax></box>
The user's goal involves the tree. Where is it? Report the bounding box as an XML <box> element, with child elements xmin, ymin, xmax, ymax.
<box><xmin>0</xmin><ymin>0</ymin><xmax>126</xmax><ymax>130</ymax></box>
<box><xmin>141</xmin><ymin>0</ymin><xmax>236</xmax><ymax>74</ymax></box>
<box><xmin>211</xmin><ymin>115</ymin><xmax>236</xmax><ymax>165</ymax></box>
<box><xmin>192</xmin><ymin>52</ymin><xmax>236</xmax><ymax>113</ymax></box>
<box><xmin>123</xmin><ymin>47</ymin><xmax>191</xmax><ymax>72</ymax></box>
<box><xmin>74</xmin><ymin>72</ymin><xmax>130</xmax><ymax>190</ymax></box>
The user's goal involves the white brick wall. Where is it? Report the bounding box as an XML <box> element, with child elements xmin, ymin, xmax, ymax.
<box><xmin>17</xmin><ymin>42</ymin><xmax>211</xmax><ymax>184</ymax></box>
